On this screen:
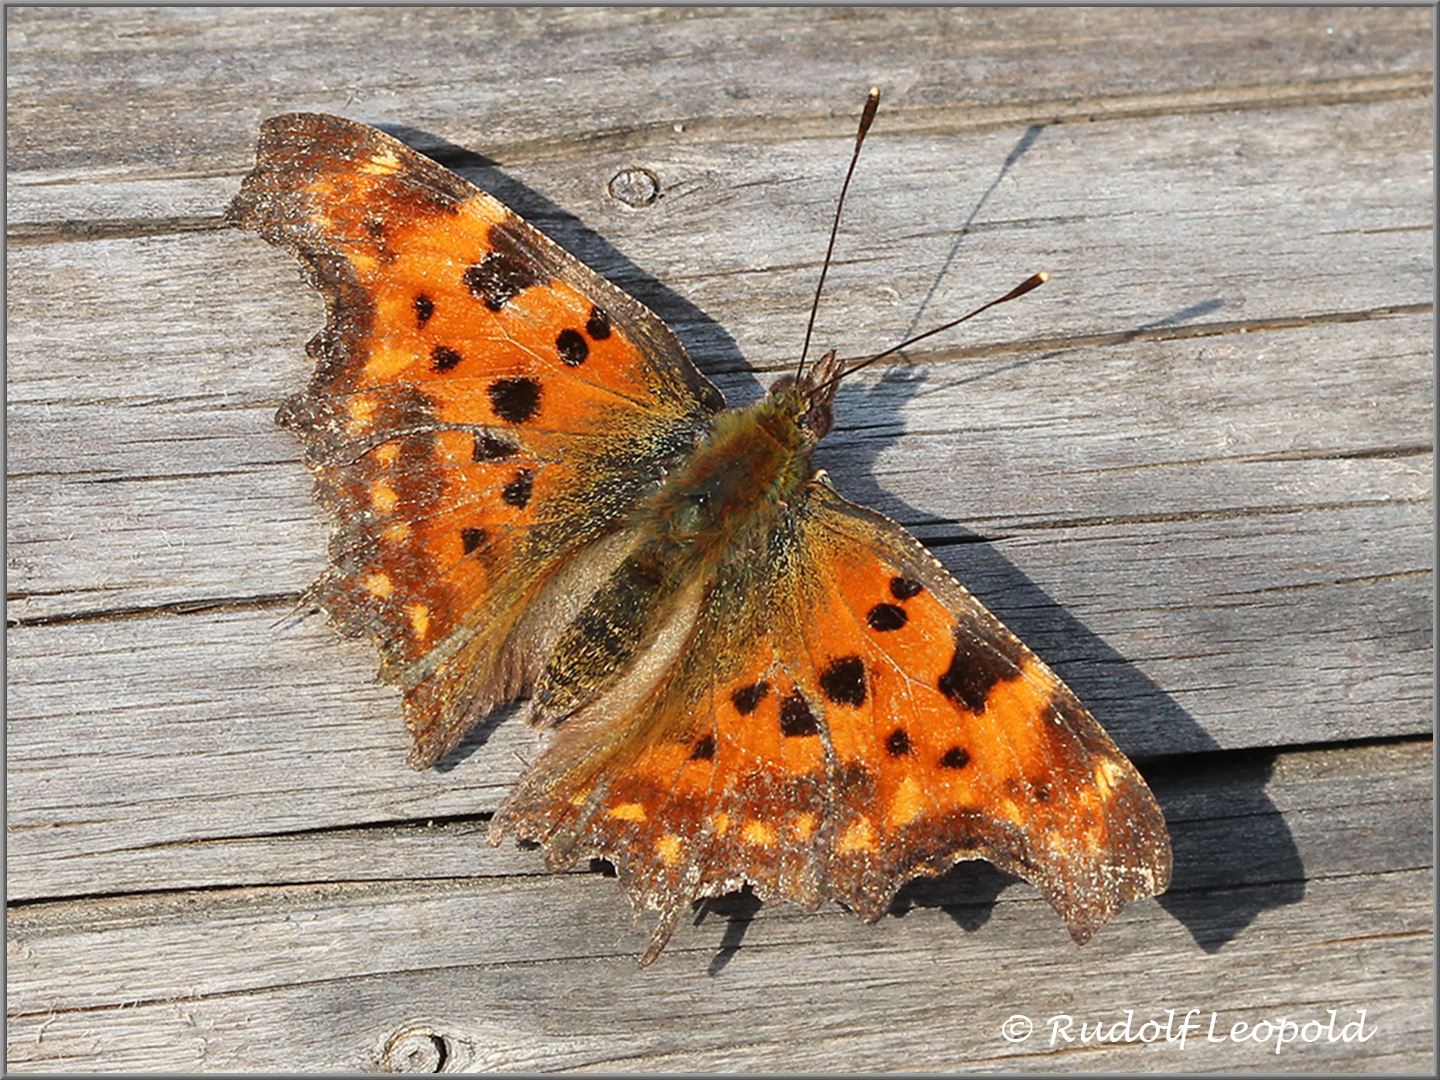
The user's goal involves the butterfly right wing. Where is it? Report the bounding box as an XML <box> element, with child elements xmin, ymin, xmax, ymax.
<box><xmin>493</xmin><ymin>479</ymin><xmax>1169</xmax><ymax>961</ymax></box>
<box><xmin>229</xmin><ymin>114</ymin><xmax>723</xmax><ymax>766</ymax></box>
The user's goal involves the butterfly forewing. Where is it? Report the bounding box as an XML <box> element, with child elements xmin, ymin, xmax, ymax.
<box><xmin>229</xmin><ymin>114</ymin><xmax>721</xmax><ymax>765</ymax></box>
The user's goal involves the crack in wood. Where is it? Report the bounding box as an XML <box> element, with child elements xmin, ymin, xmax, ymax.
<box><xmin>7</xmin><ymin>592</ymin><xmax>300</xmax><ymax>629</ymax></box>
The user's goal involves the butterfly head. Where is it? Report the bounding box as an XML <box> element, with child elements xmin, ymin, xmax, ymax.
<box><xmin>767</xmin><ymin>347</ymin><xmax>847</xmax><ymax>443</ymax></box>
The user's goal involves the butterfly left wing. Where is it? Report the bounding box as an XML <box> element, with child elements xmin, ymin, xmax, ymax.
<box><xmin>493</xmin><ymin>479</ymin><xmax>1171</xmax><ymax>961</ymax></box>
<box><xmin>228</xmin><ymin>114</ymin><xmax>724</xmax><ymax>766</ymax></box>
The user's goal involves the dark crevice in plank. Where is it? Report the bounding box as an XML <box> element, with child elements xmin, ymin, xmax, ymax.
<box><xmin>5</xmin><ymin>591</ymin><xmax>300</xmax><ymax>629</ymax></box>
<box><xmin>7</xmin><ymin>458</ymin><xmax>298</xmax><ymax>481</ymax></box>
<box><xmin>136</xmin><ymin>810</ymin><xmax>497</xmax><ymax>854</ymax></box>
<box><xmin>922</xmin><ymin>495</ymin><xmax>1432</xmax><ymax>543</ymax></box>
<box><xmin>831</xmin><ymin>430</ymin><xmax>1431</xmax><ymax>469</ymax></box>
<box><xmin>6</xmin><ymin>214</ymin><xmax>226</xmax><ymax>246</ymax></box>
<box><xmin>1086</xmin><ymin>569</ymin><xmax>1433</xmax><ymax>611</ymax></box>
<box><xmin>75</xmin><ymin>467</ymin><xmax>290</xmax><ymax>485</ymax></box>
<box><xmin>1139</xmin><ymin>731</ymin><xmax>1432</xmax><ymax>781</ymax></box>
<box><xmin>4</xmin><ymin>877</ymin><xmax>499</xmax><ymax>934</ymax></box>
<box><xmin>1092</xmin><ymin>442</ymin><xmax>1434</xmax><ymax>471</ymax></box>
<box><xmin>1237</xmin><ymin>568</ymin><xmax>1433</xmax><ymax>595</ymax></box>
<box><xmin>2</xmin><ymin>872</ymin><xmax>484</xmax><ymax>918</ymax></box>
<box><xmin>1300</xmin><ymin>927</ymin><xmax>1433</xmax><ymax>949</ymax></box>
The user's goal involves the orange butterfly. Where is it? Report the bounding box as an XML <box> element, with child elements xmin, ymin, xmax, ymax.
<box><xmin>229</xmin><ymin>98</ymin><xmax>1170</xmax><ymax>964</ymax></box>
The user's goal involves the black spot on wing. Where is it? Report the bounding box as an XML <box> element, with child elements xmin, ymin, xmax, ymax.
<box><xmin>586</xmin><ymin>305</ymin><xmax>612</xmax><ymax>340</ymax></box>
<box><xmin>730</xmin><ymin>681</ymin><xmax>769</xmax><ymax>715</ymax></box>
<box><xmin>779</xmin><ymin>692</ymin><xmax>819</xmax><ymax>737</ymax></box>
<box><xmin>414</xmin><ymin>293</ymin><xmax>435</xmax><ymax>327</ymax></box>
<box><xmin>890</xmin><ymin>576</ymin><xmax>924</xmax><ymax>600</ymax></box>
<box><xmin>431</xmin><ymin>345</ymin><xmax>463</xmax><ymax>372</ymax></box>
<box><xmin>502</xmin><ymin>469</ymin><xmax>534</xmax><ymax>508</ymax></box>
<box><xmin>464</xmin><ymin>231</ymin><xmax>541</xmax><ymax>310</ymax></box>
<box><xmin>819</xmin><ymin>656</ymin><xmax>867</xmax><ymax>707</ymax></box>
<box><xmin>488</xmin><ymin>377</ymin><xmax>541</xmax><ymax>423</ymax></box>
<box><xmin>937</xmin><ymin>625</ymin><xmax>1024</xmax><ymax>714</ymax></box>
<box><xmin>940</xmin><ymin>746</ymin><xmax>971</xmax><ymax>770</ymax></box>
<box><xmin>461</xmin><ymin>526</ymin><xmax>487</xmax><ymax>555</ymax></box>
<box><xmin>473</xmin><ymin>434</ymin><xmax>518</xmax><ymax>461</ymax></box>
<box><xmin>866</xmin><ymin>603</ymin><xmax>907</xmax><ymax>632</ymax></box>
<box><xmin>689</xmin><ymin>733</ymin><xmax>716</xmax><ymax>761</ymax></box>
<box><xmin>556</xmin><ymin>328</ymin><xmax>588</xmax><ymax>367</ymax></box>
<box><xmin>885</xmin><ymin>728</ymin><xmax>912</xmax><ymax>757</ymax></box>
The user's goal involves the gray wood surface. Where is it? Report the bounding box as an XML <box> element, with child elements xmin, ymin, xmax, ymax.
<box><xmin>7</xmin><ymin>6</ymin><xmax>1433</xmax><ymax>1072</ymax></box>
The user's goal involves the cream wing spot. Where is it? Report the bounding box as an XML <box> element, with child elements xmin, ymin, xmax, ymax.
<box><xmin>363</xmin><ymin>342</ymin><xmax>411</xmax><ymax>381</ymax></box>
<box><xmin>370</xmin><ymin>479</ymin><xmax>399</xmax><ymax>514</ymax></box>
<box><xmin>346</xmin><ymin>397</ymin><xmax>379</xmax><ymax>433</ymax></box>
<box><xmin>1094</xmin><ymin>758</ymin><xmax>1125</xmax><ymax>798</ymax></box>
<box><xmin>885</xmin><ymin>775</ymin><xmax>926</xmax><ymax>829</ymax></box>
<box><xmin>742</xmin><ymin>820</ymin><xmax>776</xmax><ymax>847</ymax></box>
<box><xmin>655</xmin><ymin>833</ymin><xmax>683</xmax><ymax>867</ymax></box>
<box><xmin>838</xmin><ymin>817</ymin><xmax>877</xmax><ymax>855</ymax></box>
<box><xmin>406</xmin><ymin>603</ymin><xmax>431</xmax><ymax>640</ymax></box>
<box><xmin>358</xmin><ymin>147</ymin><xmax>403</xmax><ymax>175</ymax></box>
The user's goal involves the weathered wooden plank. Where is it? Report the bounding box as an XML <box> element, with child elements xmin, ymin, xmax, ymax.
<box><xmin>5</xmin><ymin>6</ymin><xmax>1432</xmax><ymax>176</ymax></box>
<box><xmin>8</xmin><ymin>522</ymin><xmax>1433</xmax><ymax>881</ymax></box>
<box><xmin>9</xmin><ymin>93</ymin><xmax>1434</xmax><ymax>343</ymax></box>
<box><xmin>6</xmin><ymin>742</ymin><xmax>1432</xmax><ymax>1072</ymax></box>
<box><xmin>7</xmin><ymin>309</ymin><xmax>1432</xmax><ymax>620</ymax></box>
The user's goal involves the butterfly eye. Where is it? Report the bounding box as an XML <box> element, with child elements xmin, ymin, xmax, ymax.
<box><xmin>803</xmin><ymin>399</ymin><xmax>834</xmax><ymax>440</ymax></box>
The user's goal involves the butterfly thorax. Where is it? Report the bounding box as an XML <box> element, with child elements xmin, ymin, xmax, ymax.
<box><xmin>643</xmin><ymin>389</ymin><xmax>817</xmax><ymax>555</ymax></box>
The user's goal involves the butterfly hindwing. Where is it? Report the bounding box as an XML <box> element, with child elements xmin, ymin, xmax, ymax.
<box><xmin>229</xmin><ymin>114</ymin><xmax>722</xmax><ymax>765</ymax></box>
<box><xmin>790</xmin><ymin>486</ymin><xmax>1171</xmax><ymax>940</ymax></box>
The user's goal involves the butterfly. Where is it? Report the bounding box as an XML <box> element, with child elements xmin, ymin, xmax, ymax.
<box><xmin>228</xmin><ymin>98</ymin><xmax>1171</xmax><ymax>965</ymax></box>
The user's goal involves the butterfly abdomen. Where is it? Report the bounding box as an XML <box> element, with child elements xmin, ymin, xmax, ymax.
<box><xmin>528</xmin><ymin>394</ymin><xmax>815</xmax><ymax>725</ymax></box>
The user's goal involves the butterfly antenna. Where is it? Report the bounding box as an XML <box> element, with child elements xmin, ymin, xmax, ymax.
<box><xmin>797</xmin><ymin>85</ymin><xmax>882</xmax><ymax>380</ymax></box>
<box><xmin>809</xmin><ymin>271</ymin><xmax>1050</xmax><ymax>399</ymax></box>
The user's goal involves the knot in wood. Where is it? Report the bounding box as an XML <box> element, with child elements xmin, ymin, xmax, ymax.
<box><xmin>379</xmin><ymin>1020</ymin><xmax>469</xmax><ymax>1073</ymax></box>
<box><xmin>608</xmin><ymin>166</ymin><xmax>661</xmax><ymax>207</ymax></box>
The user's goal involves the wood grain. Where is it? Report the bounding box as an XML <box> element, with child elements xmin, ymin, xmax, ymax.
<box><xmin>6</xmin><ymin>6</ymin><xmax>1432</xmax><ymax>1072</ymax></box>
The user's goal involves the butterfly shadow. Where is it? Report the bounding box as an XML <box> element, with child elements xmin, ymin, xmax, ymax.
<box><xmin>382</xmin><ymin>121</ymin><xmax>1302</xmax><ymax>964</ymax></box>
